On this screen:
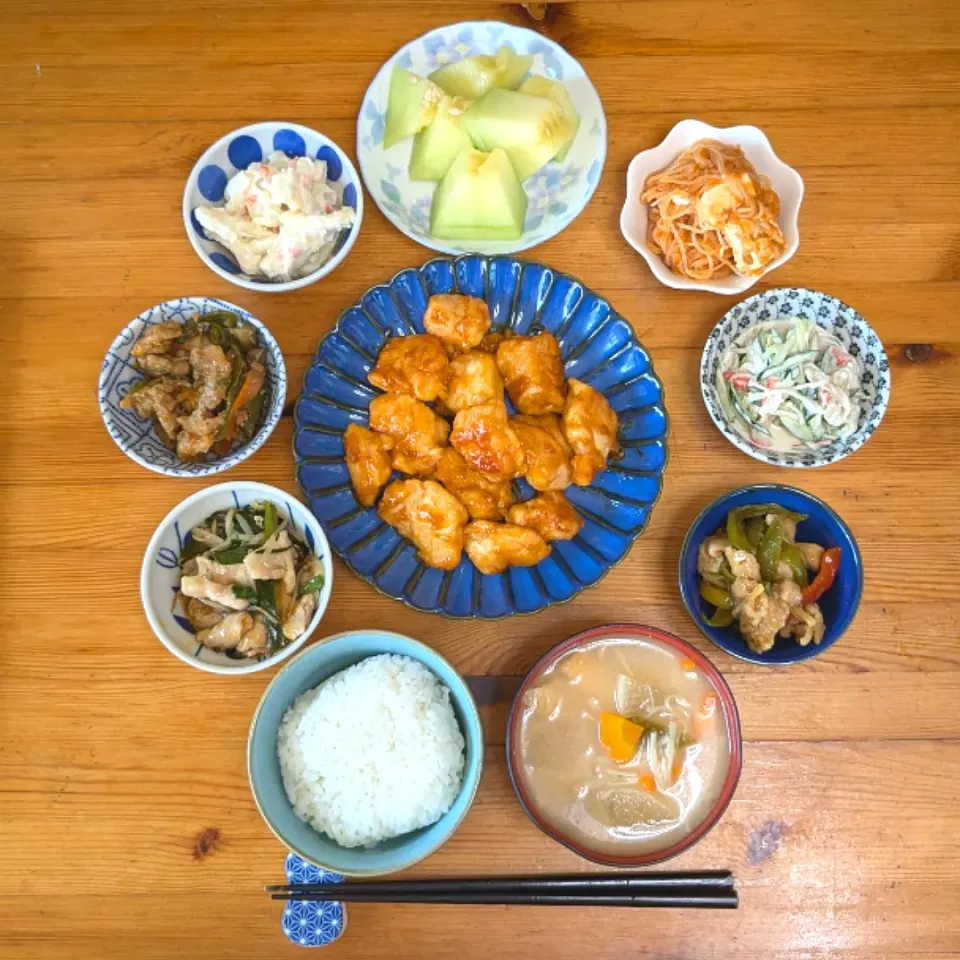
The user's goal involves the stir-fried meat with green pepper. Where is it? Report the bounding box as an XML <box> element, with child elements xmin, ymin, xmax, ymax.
<box><xmin>177</xmin><ymin>500</ymin><xmax>325</xmax><ymax>660</ymax></box>
<box><xmin>697</xmin><ymin>503</ymin><xmax>842</xmax><ymax>654</ymax></box>
<box><xmin>120</xmin><ymin>311</ymin><xmax>268</xmax><ymax>460</ymax></box>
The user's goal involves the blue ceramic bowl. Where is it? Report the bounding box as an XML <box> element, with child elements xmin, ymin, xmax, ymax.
<box><xmin>183</xmin><ymin>121</ymin><xmax>363</xmax><ymax>292</ymax></box>
<box><xmin>247</xmin><ymin>631</ymin><xmax>483</xmax><ymax>876</ymax></box>
<box><xmin>679</xmin><ymin>484</ymin><xmax>863</xmax><ymax>665</ymax></box>
<box><xmin>293</xmin><ymin>254</ymin><xmax>669</xmax><ymax>618</ymax></box>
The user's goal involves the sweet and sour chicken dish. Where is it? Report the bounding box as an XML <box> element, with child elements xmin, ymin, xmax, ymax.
<box><xmin>343</xmin><ymin>294</ymin><xmax>622</xmax><ymax>574</ymax></box>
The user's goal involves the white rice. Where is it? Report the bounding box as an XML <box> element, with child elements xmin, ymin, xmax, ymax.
<box><xmin>277</xmin><ymin>653</ymin><xmax>466</xmax><ymax>848</ymax></box>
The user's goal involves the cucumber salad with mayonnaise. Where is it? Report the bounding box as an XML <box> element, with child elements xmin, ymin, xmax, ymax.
<box><xmin>717</xmin><ymin>316</ymin><xmax>863</xmax><ymax>452</ymax></box>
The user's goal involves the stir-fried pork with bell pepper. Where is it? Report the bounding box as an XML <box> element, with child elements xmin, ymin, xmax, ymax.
<box><xmin>697</xmin><ymin>503</ymin><xmax>841</xmax><ymax>654</ymax></box>
<box><xmin>120</xmin><ymin>311</ymin><xmax>269</xmax><ymax>460</ymax></box>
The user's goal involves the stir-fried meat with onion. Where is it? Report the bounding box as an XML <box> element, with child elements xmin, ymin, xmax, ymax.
<box><xmin>120</xmin><ymin>311</ymin><xmax>269</xmax><ymax>460</ymax></box>
<box><xmin>697</xmin><ymin>503</ymin><xmax>841</xmax><ymax>654</ymax></box>
<box><xmin>177</xmin><ymin>500</ymin><xmax>324</xmax><ymax>660</ymax></box>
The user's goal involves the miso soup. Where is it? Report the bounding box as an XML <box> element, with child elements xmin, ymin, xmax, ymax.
<box><xmin>515</xmin><ymin>633</ymin><xmax>734</xmax><ymax>859</ymax></box>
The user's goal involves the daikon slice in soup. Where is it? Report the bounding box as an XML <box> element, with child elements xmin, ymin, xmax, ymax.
<box><xmin>516</xmin><ymin>634</ymin><xmax>732</xmax><ymax>859</ymax></box>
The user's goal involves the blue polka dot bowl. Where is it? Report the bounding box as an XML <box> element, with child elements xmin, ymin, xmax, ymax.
<box><xmin>358</xmin><ymin>20</ymin><xmax>606</xmax><ymax>255</ymax></box>
<box><xmin>99</xmin><ymin>297</ymin><xmax>286</xmax><ymax>477</ymax></box>
<box><xmin>183</xmin><ymin>122</ymin><xmax>363</xmax><ymax>292</ymax></box>
<box><xmin>140</xmin><ymin>482</ymin><xmax>333</xmax><ymax>675</ymax></box>
<box><xmin>679</xmin><ymin>484</ymin><xmax>863</xmax><ymax>666</ymax></box>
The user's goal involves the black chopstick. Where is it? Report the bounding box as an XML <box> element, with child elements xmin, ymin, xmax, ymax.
<box><xmin>266</xmin><ymin>870</ymin><xmax>734</xmax><ymax>896</ymax></box>
<box><xmin>270</xmin><ymin>889</ymin><xmax>738</xmax><ymax>909</ymax></box>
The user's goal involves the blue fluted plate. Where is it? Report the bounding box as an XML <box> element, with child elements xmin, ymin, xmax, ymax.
<box><xmin>281</xmin><ymin>853</ymin><xmax>346</xmax><ymax>948</ymax></box>
<box><xmin>293</xmin><ymin>255</ymin><xmax>668</xmax><ymax>619</ymax></box>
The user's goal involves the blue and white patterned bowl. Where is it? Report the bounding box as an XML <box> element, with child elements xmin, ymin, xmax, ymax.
<box><xmin>183</xmin><ymin>122</ymin><xmax>363</xmax><ymax>292</ymax></box>
<box><xmin>701</xmin><ymin>287</ymin><xmax>891</xmax><ymax>467</ymax></box>
<box><xmin>357</xmin><ymin>21</ymin><xmax>606</xmax><ymax>255</ymax></box>
<box><xmin>99</xmin><ymin>297</ymin><xmax>286</xmax><ymax>477</ymax></box>
<box><xmin>140</xmin><ymin>482</ymin><xmax>333</xmax><ymax>675</ymax></box>
<box><xmin>281</xmin><ymin>854</ymin><xmax>346</xmax><ymax>948</ymax></box>
<box><xmin>293</xmin><ymin>255</ymin><xmax>668</xmax><ymax>619</ymax></box>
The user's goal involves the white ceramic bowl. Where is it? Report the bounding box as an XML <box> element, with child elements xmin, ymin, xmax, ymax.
<box><xmin>620</xmin><ymin>119</ymin><xmax>803</xmax><ymax>295</ymax></box>
<box><xmin>141</xmin><ymin>482</ymin><xmax>333</xmax><ymax>675</ymax></box>
<box><xmin>99</xmin><ymin>297</ymin><xmax>286</xmax><ymax>477</ymax></box>
<box><xmin>357</xmin><ymin>20</ymin><xmax>607</xmax><ymax>256</ymax></box>
<box><xmin>183</xmin><ymin>121</ymin><xmax>363</xmax><ymax>293</ymax></box>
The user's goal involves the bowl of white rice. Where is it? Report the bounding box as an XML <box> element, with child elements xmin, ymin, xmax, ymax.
<box><xmin>247</xmin><ymin>630</ymin><xmax>483</xmax><ymax>875</ymax></box>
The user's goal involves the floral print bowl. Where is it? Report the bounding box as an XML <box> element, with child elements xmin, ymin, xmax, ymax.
<box><xmin>357</xmin><ymin>20</ymin><xmax>606</xmax><ymax>255</ymax></box>
<box><xmin>700</xmin><ymin>288</ymin><xmax>891</xmax><ymax>467</ymax></box>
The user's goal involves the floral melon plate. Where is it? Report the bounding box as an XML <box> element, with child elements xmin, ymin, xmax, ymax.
<box><xmin>292</xmin><ymin>255</ymin><xmax>668</xmax><ymax>619</ymax></box>
<box><xmin>357</xmin><ymin>20</ymin><xmax>607</xmax><ymax>255</ymax></box>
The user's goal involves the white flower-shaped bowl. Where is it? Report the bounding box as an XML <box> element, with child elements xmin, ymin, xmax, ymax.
<box><xmin>141</xmin><ymin>482</ymin><xmax>333</xmax><ymax>675</ymax></box>
<box><xmin>620</xmin><ymin>119</ymin><xmax>804</xmax><ymax>295</ymax></box>
<box><xmin>183</xmin><ymin>121</ymin><xmax>363</xmax><ymax>293</ymax></box>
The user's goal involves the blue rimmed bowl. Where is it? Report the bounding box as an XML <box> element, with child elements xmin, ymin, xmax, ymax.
<box><xmin>293</xmin><ymin>254</ymin><xmax>669</xmax><ymax>619</ymax></box>
<box><xmin>679</xmin><ymin>484</ymin><xmax>863</xmax><ymax>665</ymax></box>
<box><xmin>140</xmin><ymin>482</ymin><xmax>333</xmax><ymax>675</ymax></box>
<box><xmin>99</xmin><ymin>296</ymin><xmax>286</xmax><ymax>477</ymax></box>
<box><xmin>183</xmin><ymin>122</ymin><xmax>363</xmax><ymax>292</ymax></box>
<box><xmin>358</xmin><ymin>20</ymin><xmax>606</xmax><ymax>255</ymax></box>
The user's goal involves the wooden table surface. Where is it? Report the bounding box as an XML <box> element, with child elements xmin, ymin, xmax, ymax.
<box><xmin>3</xmin><ymin>1</ymin><xmax>959</xmax><ymax>957</ymax></box>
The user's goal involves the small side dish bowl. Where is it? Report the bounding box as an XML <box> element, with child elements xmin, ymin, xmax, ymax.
<box><xmin>701</xmin><ymin>287</ymin><xmax>891</xmax><ymax>467</ymax></box>
<box><xmin>621</xmin><ymin>119</ymin><xmax>803</xmax><ymax>295</ymax></box>
<box><xmin>99</xmin><ymin>297</ymin><xmax>286</xmax><ymax>477</ymax></box>
<box><xmin>506</xmin><ymin>624</ymin><xmax>742</xmax><ymax>868</ymax></box>
<box><xmin>248</xmin><ymin>631</ymin><xmax>483</xmax><ymax>875</ymax></box>
<box><xmin>183</xmin><ymin>121</ymin><xmax>363</xmax><ymax>292</ymax></box>
<box><xmin>357</xmin><ymin>20</ymin><xmax>606</xmax><ymax>256</ymax></box>
<box><xmin>679</xmin><ymin>484</ymin><xmax>863</xmax><ymax>665</ymax></box>
<box><xmin>141</xmin><ymin>481</ymin><xmax>333</xmax><ymax>675</ymax></box>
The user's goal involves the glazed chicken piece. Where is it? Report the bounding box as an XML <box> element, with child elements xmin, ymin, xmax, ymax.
<box><xmin>423</xmin><ymin>294</ymin><xmax>492</xmax><ymax>353</ymax></box>
<box><xmin>507</xmin><ymin>491</ymin><xmax>583</xmax><ymax>542</ymax></box>
<box><xmin>562</xmin><ymin>378</ymin><xmax>621</xmax><ymax>486</ymax></box>
<box><xmin>378</xmin><ymin>479</ymin><xmax>469</xmax><ymax>570</ymax></box>
<box><xmin>442</xmin><ymin>350</ymin><xmax>504</xmax><ymax>413</ymax></box>
<box><xmin>479</xmin><ymin>330</ymin><xmax>508</xmax><ymax>354</ymax></box>
<box><xmin>450</xmin><ymin>401</ymin><xmax>526</xmax><ymax>479</ymax></box>
<box><xmin>195</xmin><ymin>556</ymin><xmax>253</xmax><ymax>588</ymax></box>
<box><xmin>176</xmin><ymin>408</ymin><xmax>226</xmax><ymax>460</ymax></box>
<box><xmin>463</xmin><ymin>521</ymin><xmax>551</xmax><ymax>575</ymax></box>
<box><xmin>183</xmin><ymin>597</ymin><xmax>225</xmax><ymax>631</ymax></box>
<box><xmin>511</xmin><ymin>414</ymin><xmax>573</xmax><ymax>491</ymax></box>
<box><xmin>496</xmin><ymin>331</ymin><xmax>566</xmax><ymax>415</ymax></box>
<box><xmin>434</xmin><ymin>447</ymin><xmax>514</xmax><ymax>521</ymax></box>
<box><xmin>235</xmin><ymin>618</ymin><xmax>271</xmax><ymax>657</ymax></box>
<box><xmin>724</xmin><ymin>546</ymin><xmax>760</xmax><ymax>581</ymax></box>
<box><xmin>368</xmin><ymin>334</ymin><xmax>449</xmax><ymax>402</ymax></box>
<box><xmin>344</xmin><ymin>423</ymin><xmax>394</xmax><ymax>506</ymax></box>
<box><xmin>131</xmin><ymin>321</ymin><xmax>182</xmax><ymax>359</ymax></box>
<box><xmin>369</xmin><ymin>393</ymin><xmax>450</xmax><ymax>470</ymax></box>
<box><xmin>190</xmin><ymin>343</ymin><xmax>233</xmax><ymax>411</ymax></box>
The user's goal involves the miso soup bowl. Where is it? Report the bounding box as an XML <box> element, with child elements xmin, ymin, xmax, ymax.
<box><xmin>505</xmin><ymin>624</ymin><xmax>742</xmax><ymax>868</ymax></box>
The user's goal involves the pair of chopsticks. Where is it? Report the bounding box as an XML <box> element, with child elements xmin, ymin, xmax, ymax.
<box><xmin>267</xmin><ymin>870</ymin><xmax>738</xmax><ymax>909</ymax></box>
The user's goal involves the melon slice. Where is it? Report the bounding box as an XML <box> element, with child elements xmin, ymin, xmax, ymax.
<box><xmin>518</xmin><ymin>76</ymin><xmax>581</xmax><ymax>162</ymax></box>
<box><xmin>430</xmin><ymin>45</ymin><xmax>534</xmax><ymax>99</ymax></box>
<box><xmin>384</xmin><ymin>67</ymin><xmax>444</xmax><ymax>148</ymax></box>
<box><xmin>430</xmin><ymin>148</ymin><xmax>528</xmax><ymax>241</ymax></box>
<box><xmin>408</xmin><ymin>96</ymin><xmax>472</xmax><ymax>181</ymax></box>
<box><xmin>461</xmin><ymin>89</ymin><xmax>573</xmax><ymax>182</ymax></box>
